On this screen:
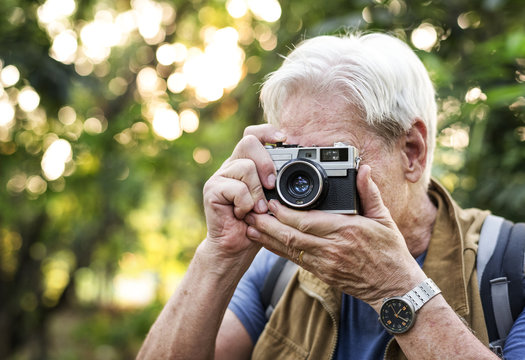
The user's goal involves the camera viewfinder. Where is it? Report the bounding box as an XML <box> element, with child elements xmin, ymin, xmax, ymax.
<box><xmin>321</xmin><ymin>148</ymin><xmax>348</xmax><ymax>162</ymax></box>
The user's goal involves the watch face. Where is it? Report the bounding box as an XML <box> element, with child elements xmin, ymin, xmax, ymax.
<box><xmin>379</xmin><ymin>297</ymin><xmax>416</xmax><ymax>334</ymax></box>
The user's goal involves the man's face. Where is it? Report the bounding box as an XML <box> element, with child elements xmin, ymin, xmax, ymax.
<box><xmin>277</xmin><ymin>94</ymin><xmax>410</xmax><ymax>224</ymax></box>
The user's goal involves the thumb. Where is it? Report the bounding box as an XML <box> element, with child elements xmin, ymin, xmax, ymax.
<box><xmin>357</xmin><ymin>165</ymin><xmax>395</xmax><ymax>227</ymax></box>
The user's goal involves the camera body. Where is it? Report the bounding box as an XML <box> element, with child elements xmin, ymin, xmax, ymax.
<box><xmin>264</xmin><ymin>142</ymin><xmax>360</xmax><ymax>214</ymax></box>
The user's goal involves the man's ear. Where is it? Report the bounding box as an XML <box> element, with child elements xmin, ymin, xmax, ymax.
<box><xmin>402</xmin><ymin>119</ymin><xmax>428</xmax><ymax>183</ymax></box>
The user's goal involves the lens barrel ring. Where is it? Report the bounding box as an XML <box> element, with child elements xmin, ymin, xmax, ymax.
<box><xmin>276</xmin><ymin>158</ymin><xmax>329</xmax><ymax>209</ymax></box>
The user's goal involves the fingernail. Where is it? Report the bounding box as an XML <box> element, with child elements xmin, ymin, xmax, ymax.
<box><xmin>245</xmin><ymin>214</ymin><xmax>255</xmax><ymax>225</ymax></box>
<box><xmin>256</xmin><ymin>199</ymin><xmax>268</xmax><ymax>213</ymax></box>
<box><xmin>267</xmin><ymin>173</ymin><xmax>276</xmax><ymax>187</ymax></box>
<box><xmin>268</xmin><ymin>199</ymin><xmax>278</xmax><ymax>213</ymax></box>
<box><xmin>247</xmin><ymin>226</ymin><xmax>261</xmax><ymax>239</ymax></box>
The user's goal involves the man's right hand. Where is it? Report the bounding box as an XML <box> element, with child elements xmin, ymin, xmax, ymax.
<box><xmin>137</xmin><ymin>124</ymin><xmax>285</xmax><ymax>360</ymax></box>
<box><xmin>202</xmin><ymin>124</ymin><xmax>286</xmax><ymax>261</ymax></box>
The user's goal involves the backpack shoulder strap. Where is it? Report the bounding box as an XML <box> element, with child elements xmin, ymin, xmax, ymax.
<box><xmin>261</xmin><ymin>257</ymin><xmax>298</xmax><ymax>320</ymax></box>
<box><xmin>477</xmin><ymin>215</ymin><xmax>505</xmax><ymax>288</ymax></box>
<box><xmin>478</xmin><ymin>214</ymin><xmax>525</xmax><ymax>355</ymax></box>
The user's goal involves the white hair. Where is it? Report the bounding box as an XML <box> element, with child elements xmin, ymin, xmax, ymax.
<box><xmin>260</xmin><ymin>32</ymin><xmax>437</xmax><ymax>187</ymax></box>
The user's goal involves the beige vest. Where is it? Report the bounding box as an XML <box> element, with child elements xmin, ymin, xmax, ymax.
<box><xmin>252</xmin><ymin>180</ymin><xmax>490</xmax><ymax>360</ymax></box>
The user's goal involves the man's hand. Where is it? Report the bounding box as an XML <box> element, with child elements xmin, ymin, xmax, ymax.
<box><xmin>244</xmin><ymin>164</ymin><xmax>426</xmax><ymax>309</ymax></box>
<box><xmin>138</xmin><ymin>125</ymin><xmax>286</xmax><ymax>360</ymax></box>
<box><xmin>202</xmin><ymin>124</ymin><xmax>286</xmax><ymax>262</ymax></box>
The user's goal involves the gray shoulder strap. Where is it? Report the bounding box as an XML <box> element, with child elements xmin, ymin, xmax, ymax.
<box><xmin>477</xmin><ymin>214</ymin><xmax>504</xmax><ymax>288</ymax></box>
<box><xmin>490</xmin><ymin>277</ymin><xmax>514</xmax><ymax>342</ymax></box>
<box><xmin>477</xmin><ymin>214</ymin><xmax>515</xmax><ymax>355</ymax></box>
<box><xmin>265</xmin><ymin>260</ymin><xmax>298</xmax><ymax>320</ymax></box>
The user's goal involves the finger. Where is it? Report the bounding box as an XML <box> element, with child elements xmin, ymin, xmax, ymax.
<box><xmin>219</xmin><ymin>159</ymin><xmax>269</xmax><ymax>213</ymax></box>
<box><xmin>266</xmin><ymin>199</ymin><xmax>346</xmax><ymax>237</ymax></box>
<box><xmin>244</xmin><ymin>212</ymin><xmax>323</xmax><ymax>255</ymax></box>
<box><xmin>245</xmin><ymin>218</ymin><xmax>318</xmax><ymax>270</ymax></box>
<box><xmin>228</xmin><ymin>135</ymin><xmax>277</xmax><ymax>189</ymax></box>
<box><xmin>243</xmin><ymin>124</ymin><xmax>286</xmax><ymax>145</ymax></box>
<box><xmin>356</xmin><ymin>165</ymin><xmax>395</xmax><ymax>227</ymax></box>
<box><xmin>204</xmin><ymin>176</ymin><xmax>256</xmax><ymax>220</ymax></box>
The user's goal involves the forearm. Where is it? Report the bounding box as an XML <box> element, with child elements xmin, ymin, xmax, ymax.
<box><xmin>392</xmin><ymin>295</ymin><xmax>498</xmax><ymax>359</ymax></box>
<box><xmin>367</xmin><ymin>268</ymin><xmax>498</xmax><ymax>359</ymax></box>
<box><xmin>137</xmin><ymin>240</ymin><xmax>258</xmax><ymax>360</ymax></box>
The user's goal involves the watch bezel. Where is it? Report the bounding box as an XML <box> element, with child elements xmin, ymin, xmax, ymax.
<box><xmin>379</xmin><ymin>296</ymin><xmax>416</xmax><ymax>334</ymax></box>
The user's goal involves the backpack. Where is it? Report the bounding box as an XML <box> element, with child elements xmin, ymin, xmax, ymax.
<box><xmin>477</xmin><ymin>215</ymin><xmax>525</xmax><ymax>357</ymax></box>
<box><xmin>260</xmin><ymin>215</ymin><xmax>525</xmax><ymax>358</ymax></box>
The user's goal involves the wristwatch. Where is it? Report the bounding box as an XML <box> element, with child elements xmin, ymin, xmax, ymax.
<box><xmin>379</xmin><ymin>278</ymin><xmax>441</xmax><ymax>334</ymax></box>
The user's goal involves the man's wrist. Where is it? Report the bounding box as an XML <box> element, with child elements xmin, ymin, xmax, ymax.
<box><xmin>370</xmin><ymin>265</ymin><xmax>428</xmax><ymax>312</ymax></box>
<box><xmin>378</xmin><ymin>278</ymin><xmax>441</xmax><ymax>334</ymax></box>
<box><xmin>196</xmin><ymin>238</ymin><xmax>260</xmax><ymax>276</ymax></box>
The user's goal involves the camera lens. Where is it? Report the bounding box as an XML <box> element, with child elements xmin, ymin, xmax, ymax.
<box><xmin>288</xmin><ymin>173</ymin><xmax>312</xmax><ymax>197</ymax></box>
<box><xmin>276</xmin><ymin>159</ymin><xmax>328</xmax><ymax>209</ymax></box>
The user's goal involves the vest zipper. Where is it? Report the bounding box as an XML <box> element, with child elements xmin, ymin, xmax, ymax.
<box><xmin>324</xmin><ymin>299</ymin><xmax>338</xmax><ymax>360</ymax></box>
<box><xmin>299</xmin><ymin>285</ymin><xmax>339</xmax><ymax>360</ymax></box>
<box><xmin>383</xmin><ymin>337</ymin><xmax>395</xmax><ymax>360</ymax></box>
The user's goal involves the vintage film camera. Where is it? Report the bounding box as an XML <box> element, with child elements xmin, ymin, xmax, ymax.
<box><xmin>264</xmin><ymin>142</ymin><xmax>360</xmax><ymax>214</ymax></box>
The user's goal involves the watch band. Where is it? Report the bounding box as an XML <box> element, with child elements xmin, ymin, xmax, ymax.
<box><xmin>404</xmin><ymin>278</ymin><xmax>441</xmax><ymax>312</ymax></box>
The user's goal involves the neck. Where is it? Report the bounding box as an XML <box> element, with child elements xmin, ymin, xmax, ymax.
<box><xmin>398</xmin><ymin>184</ymin><xmax>438</xmax><ymax>258</ymax></box>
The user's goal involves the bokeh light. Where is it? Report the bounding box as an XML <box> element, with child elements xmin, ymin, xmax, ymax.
<box><xmin>18</xmin><ymin>87</ymin><xmax>40</xmax><ymax>112</ymax></box>
<box><xmin>457</xmin><ymin>11</ymin><xmax>481</xmax><ymax>29</ymax></box>
<box><xmin>172</xmin><ymin>43</ymin><xmax>188</xmax><ymax>63</ymax></box>
<box><xmin>156</xmin><ymin>44</ymin><xmax>178</xmax><ymax>65</ymax></box>
<box><xmin>227</xmin><ymin>0</ymin><xmax>249</xmax><ymax>18</ymax></box>
<box><xmin>411</xmin><ymin>23</ymin><xmax>438</xmax><ymax>51</ymax></box>
<box><xmin>152</xmin><ymin>107</ymin><xmax>182</xmax><ymax>140</ymax></box>
<box><xmin>180</xmin><ymin>109</ymin><xmax>199</xmax><ymax>133</ymax></box>
<box><xmin>134</xmin><ymin>0</ymin><xmax>164</xmax><ymax>41</ymax></box>
<box><xmin>1</xmin><ymin>65</ymin><xmax>20</xmax><ymax>87</ymax></box>
<box><xmin>137</xmin><ymin>67</ymin><xmax>162</xmax><ymax>97</ymax></box>
<box><xmin>193</xmin><ymin>147</ymin><xmax>211</xmax><ymax>164</ymax></box>
<box><xmin>115</xmin><ymin>10</ymin><xmax>138</xmax><ymax>38</ymax></box>
<box><xmin>58</xmin><ymin>106</ymin><xmax>77</xmax><ymax>125</ymax></box>
<box><xmin>84</xmin><ymin>117</ymin><xmax>104</xmax><ymax>134</ymax></box>
<box><xmin>465</xmin><ymin>87</ymin><xmax>487</xmax><ymax>103</ymax></box>
<box><xmin>27</xmin><ymin>175</ymin><xmax>48</xmax><ymax>195</ymax></box>
<box><xmin>108</xmin><ymin>77</ymin><xmax>128</xmax><ymax>96</ymax></box>
<box><xmin>41</xmin><ymin>139</ymin><xmax>73</xmax><ymax>180</ymax></box>
<box><xmin>183</xmin><ymin>27</ymin><xmax>244</xmax><ymax>103</ymax></box>
<box><xmin>80</xmin><ymin>18</ymin><xmax>117</xmax><ymax>64</ymax></box>
<box><xmin>167</xmin><ymin>72</ymin><xmax>187</xmax><ymax>94</ymax></box>
<box><xmin>439</xmin><ymin>126</ymin><xmax>470</xmax><ymax>150</ymax></box>
<box><xmin>37</xmin><ymin>0</ymin><xmax>76</xmax><ymax>24</ymax></box>
<box><xmin>248</xmin><ymin>0</ymin><xmax>282</xmax><ymax>22</ymax></box>
<box><xmin>0</xmin><ymin>99</ymin><xmax>15</xmax><ymax>127</ymax></box>
<box><xmin>6</xmin><ymin>173</ymin><xmax>27</xmax><ymax>193</ymax></box>
<box><xmin>51</xmin><ymin>30</ymin><xmax>78</xmax><ymax>64</ymax></box>
<box><xmin>113</xmin><ymin>273</ymin><xmax>156</xmax><ymax>307</ymax></box>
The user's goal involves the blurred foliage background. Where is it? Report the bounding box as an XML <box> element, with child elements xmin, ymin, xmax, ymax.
<box><xmin>0</xmin><ymin>0</ymin><xmax>523</xmax><ymax>358</ymax></box>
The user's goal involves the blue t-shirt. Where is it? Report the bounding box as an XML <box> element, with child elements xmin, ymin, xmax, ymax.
<box><xmin>504</xmin><ymin>306</ymin><xmax>525</xmax><ymax>359</ymax></box>
<box><xmin>228</xmin><ymin>248</ymin><xmax>525</xmax><ymax>358</ymax></box>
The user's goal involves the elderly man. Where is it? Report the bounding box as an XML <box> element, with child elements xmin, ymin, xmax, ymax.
<box><xmin>138</xmin><ymin>33</ymin><xmax>524</xmax><ymax>359</ymax></box>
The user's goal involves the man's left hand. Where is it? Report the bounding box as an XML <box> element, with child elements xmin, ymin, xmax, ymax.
<box><xmin>244</xmin><ymin>164</ymin><xmax>426</xmax><ymax>310</ymax></box>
